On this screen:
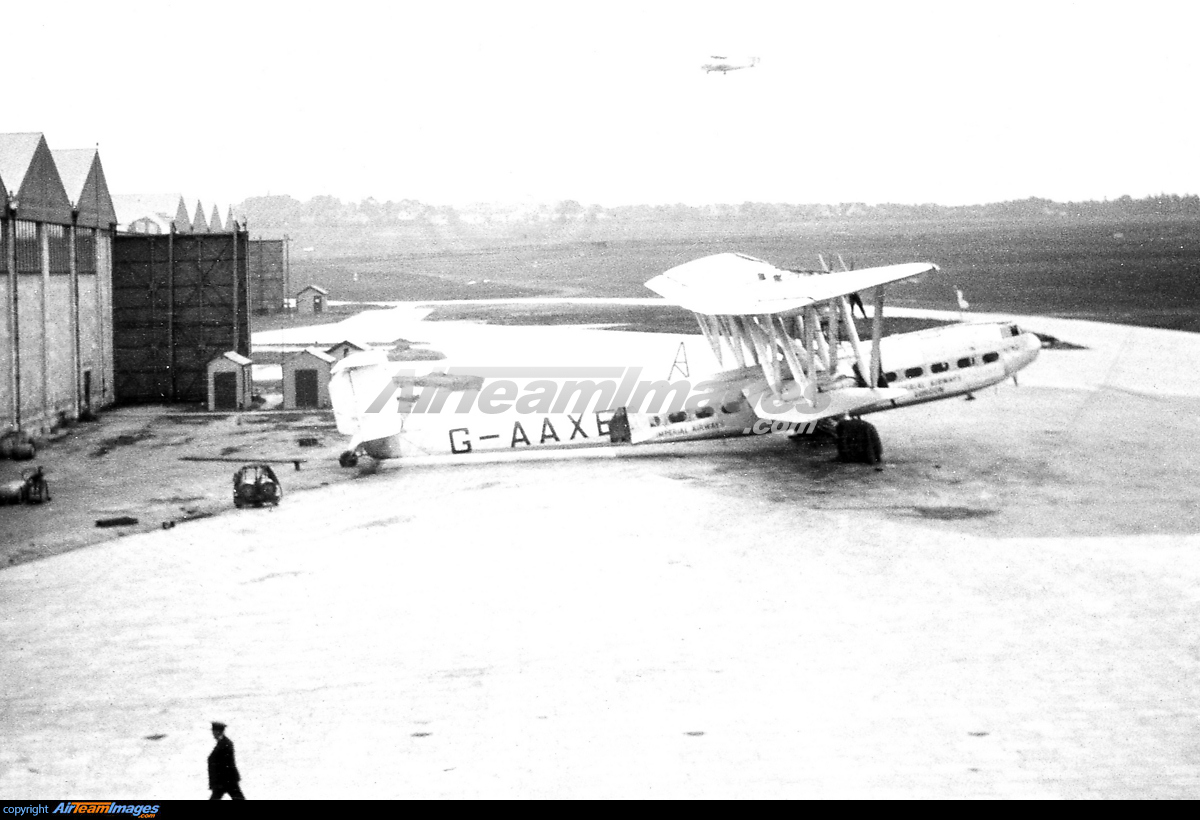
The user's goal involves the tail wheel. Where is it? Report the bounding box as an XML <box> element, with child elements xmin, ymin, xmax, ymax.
<box><xmin>339</xmin><ymin>450</ymin><xmax>359</xmax><ymax>468</ymax></box>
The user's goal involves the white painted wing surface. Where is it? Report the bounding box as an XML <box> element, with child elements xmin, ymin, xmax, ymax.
<box><xmin>644</xmin><ymin>252</ymin><xmax>938</xmax><ymax>316</ymax></box>
<box><xmin>687</xmin><ymin>365</ymin><xmax>909</xmax><ymax>422</ymax></box>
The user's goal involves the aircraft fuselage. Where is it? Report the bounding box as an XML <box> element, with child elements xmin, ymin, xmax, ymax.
<box><xmin>340</xmin><ymin>321</ymin><xmax>1040</xmax><ymax>462</ymax></box>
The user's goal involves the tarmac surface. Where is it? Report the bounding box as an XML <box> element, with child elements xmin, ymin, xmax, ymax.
<box><xmin>2</xmin><ymin>303</ymin><xmax>1199</xmax><ymax>798</ymax></box>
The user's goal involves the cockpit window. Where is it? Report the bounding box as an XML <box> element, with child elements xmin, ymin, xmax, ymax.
<box><xmin>1009</xmin><ymin>324</ymin><xmax>1022</xmax><ymax>337</ymax></box>
<box><xmin>721</xmin><ymin>399</ymin><xmax>745</xmax><ymax>414</ymax></box>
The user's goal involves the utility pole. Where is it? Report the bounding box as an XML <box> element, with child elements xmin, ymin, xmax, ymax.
<box><xmin>283</xmin><ymin>232</ymin><xmax>291</xmax><ymax>320</ymax></box>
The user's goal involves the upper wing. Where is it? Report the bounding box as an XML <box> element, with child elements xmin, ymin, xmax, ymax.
<box><xmin>644</xmin><ymin>252</ymin><xmax>937</xmax><ymax>316</ymax></box>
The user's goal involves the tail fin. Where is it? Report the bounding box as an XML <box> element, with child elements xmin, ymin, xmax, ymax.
<box><xmin>329</xmin><ymin>351</ymin><xmax>406</xmax><ymax>443</ymax></box>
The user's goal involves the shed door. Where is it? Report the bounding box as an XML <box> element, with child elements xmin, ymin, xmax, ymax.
<box><xmin>313</xmin><ymin>294</ymin><xmax>324</xmax><ymax>313</ymax></box>
<box><xmin>214</xmin><ymin>372</ymin><xmax>238</xmax><ymax>410</ymax></box>
<box><xmin>295</xmin><ymin>369</ymin><xmax>319</xmax><ymax>408</ymax></box>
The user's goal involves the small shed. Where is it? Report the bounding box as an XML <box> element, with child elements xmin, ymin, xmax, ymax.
<box><xmin>282</xmin><ymin>347</ymin><xmax>335</xmax><ymax>409</ymax></box>
<box><xmin>325</xmin><ymin>339</ymin><xmax>370</xmax><ymax>361</ymax></box>
<box><xmin>297</xmin><ymin>285</ymin><xmax>329</xmax><ymax>315</ymax></box>
<box><xmin>207</xmin><ymin>351</ymin><xmax>253</xmax><ymax>411</ymax></box>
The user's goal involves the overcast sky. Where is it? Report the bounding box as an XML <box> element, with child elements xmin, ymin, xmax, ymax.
<box><xmin>8</xmin><ymin>0</ymin><xmax>1198</xmax><ymax>207</ymax></box>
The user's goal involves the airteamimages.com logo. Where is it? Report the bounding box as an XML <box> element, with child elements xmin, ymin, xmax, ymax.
<box><xmin>364</xmin><ymin>366</ymin><xmax>834</xmax><ymax>417</ymax></box>
<box><xmin>2</xmin><ymin>805</ymin><xmax>158</xmax><ymax>818</ymax></box>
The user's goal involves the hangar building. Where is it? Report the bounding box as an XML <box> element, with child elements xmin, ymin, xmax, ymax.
<box><xmin>1</xmin><ymin>133</ymin><xmax>116</xmax><ymax>434</ymax></box>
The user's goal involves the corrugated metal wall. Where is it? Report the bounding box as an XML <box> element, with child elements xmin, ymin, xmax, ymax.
<box><xmin>112</xmin><ymin>231</ymin><xmax>250</xmax><ymax>403</ymax></box>
<box><xmin>1</xmin><ymin>218</ymin><xmax>115</xmax><ymax>433</ymax></box>
<box><xmin>14</xmin><ymin>221</ymin><xmax>44</xmax><ymax>426</ymax></box>
<box><xmin>1</xmin><ymin>220</ymin><xmax>10</xmax><ymax>426</ymax></box>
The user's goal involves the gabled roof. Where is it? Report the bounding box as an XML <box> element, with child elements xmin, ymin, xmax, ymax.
<box><xmin>226</xmin><ymin>206</ymin><xmax>237</xmax><ymax>231</ymax></box>
<box><xmin>289</xmin><ymin>346</ymin><xmax>336</xmax><ymax>364</ymax></box>
<box><xmin>325</xmin><ymin>339</ymin><xmax>368</xmax><ymax>353</ymax></box>
<box><xmin>209</xmin><ymin>203</ymin><xmax>223</xmax><ymax>232</ymax></box>
<box><xmin>0</xmin><ymin>132</ymin><xmax>74</xmax><ymax>225</ymax></box>
<box><xmin>191</xmin><ymin>200</ymin><xmax>209</xmax><ymax>233</ymax></box>
<box><xmin>213</xmin><ymin>351</ymin><xmax>252</xmax><ymax>366</ymax></box>
<box><xmin>0</xmin><ymin>133</ymin><xmax>41</xmax><ymax>198</ymax></box>
<box><xmin>50</xmin><ymin>148</ymin><xmax>117</xmax><ymax>229</ymax></box>
<box><xmin>300</xmin><ymin>284</ymin><xmax>329</xmax><ymax>295</ymax></box>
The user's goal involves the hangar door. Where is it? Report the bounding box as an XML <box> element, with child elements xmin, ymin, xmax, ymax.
<box><xmin>113</xmin><ymin>232</ymin><xmax>250</xmax><ymax>403</ymax></box>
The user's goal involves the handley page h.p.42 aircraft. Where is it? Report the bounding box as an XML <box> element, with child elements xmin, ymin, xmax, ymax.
<box><xmin>329</xmin><ymin>253</ymin><xmax>1041</xmax><ymax>466</ymax></box>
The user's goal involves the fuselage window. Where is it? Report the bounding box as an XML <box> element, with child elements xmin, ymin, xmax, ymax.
<box><xmin>930</xmin><ymin>362</ymin><xmax>949</xmax><ymax>374</ymax></box>
<box><xmin>696</xmin><ymin>405</ymin><xmax>715</xmax><ymax>419</ymax></box>
<box><xmin>884</xmin><ymin>371</ymin><xmax>898</xmax><ymax>383</ymax></box>
<box><xmin>721</xmin><ymin>399</ymin><xmax>745</xmax><ymax>414</ymax></box>
<box><xmin>905</xmin><ymin>367</ymin><xmax>924</xmax><ymax>379</ymax></box>
<box><xmin>957</xmin><ymin>357</ymin><xmax>973</xmax><ymax>368</ymax></box>
<box><xmin>668</xmin><ymin>411</ymin><xmax>688</xmax><ymax>424</ymax></box>
<box><xmin>982</xmin><ymin>352</ymin><xmax>1000</xmax><ymax>364</ymax></box>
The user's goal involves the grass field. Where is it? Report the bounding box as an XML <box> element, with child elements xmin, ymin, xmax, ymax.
<box><xmin>424</xmin><ymin>303</ymin><xmax>956</xmax><ymax>337</ymax></box>
<box><xmin>284</xmin><ymin>215</ymin><xmax>1200</xmax><ymax>333</ymax></box>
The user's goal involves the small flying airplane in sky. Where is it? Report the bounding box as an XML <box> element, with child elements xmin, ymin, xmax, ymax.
<box><xmin>329</xmin><ymin>253</ymin><xmax>1040</xmax><ymax>467</ymax></box>
<box><xmin>702</xmin><ymin>55</ymin><xmax>760</xmax><ymax>74</ymax></box>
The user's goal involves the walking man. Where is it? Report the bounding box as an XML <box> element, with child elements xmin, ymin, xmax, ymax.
<box><xmin>208</xmin><ymin>721</ymin><xmax>245</xmax><ymax>799</ymax></box>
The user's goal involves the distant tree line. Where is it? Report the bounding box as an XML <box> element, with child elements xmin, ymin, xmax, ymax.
<box><xmin>239</xmin><ymin>193</ymin><xmax>1200</xmax><ymax>231</ymax></box>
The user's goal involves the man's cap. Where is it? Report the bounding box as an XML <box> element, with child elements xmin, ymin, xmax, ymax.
<box><xmin>211</xmin><ymin>721</ymin><xmax>227</xmax><ymax>730</ymax></box>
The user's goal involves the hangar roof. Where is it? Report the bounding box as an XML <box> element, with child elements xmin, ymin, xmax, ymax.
<box><xmin>190</xmin><ymin>200</ymin><xmax>209</xmax><ymax>233</ymax></box>
<box><xmin>0</xmin><ymin>132</ymin><xmax>74</xmax><ymax>225</ymax></box>
<box><xmin>51</xmin><ymin>148</ymin><xmax>118</xmax><ymax>229</ymax></box>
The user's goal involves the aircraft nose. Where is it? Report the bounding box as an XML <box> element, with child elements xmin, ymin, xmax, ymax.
<box><xmin>1005</xmin><ymin>332</ymin><xmax>1041</xmax><ymax>375</ymax></box>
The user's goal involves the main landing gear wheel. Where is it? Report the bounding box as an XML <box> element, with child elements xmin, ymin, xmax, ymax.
<box><xmin>836</xmin><ymin>418</ymin><xmax>882</xmax><ymax>465</ymax></box>
<box><xmin>338</xmin><ymin>450</ymin><xmax>359</xmax><ymax>468</ymax></box>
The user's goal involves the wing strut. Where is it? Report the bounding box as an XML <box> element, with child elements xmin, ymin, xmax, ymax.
<box><xmin>774</xmin><ymin>315</ymin><xmax>809</xmax><ymax>393</ymax></box>
<box><xmin>870</xmin><ymin>285</ymin><xmax>885</xmax><ymax>388</ymax></box>
<box><xmin>696</xmin><ymin>313</ymin><xmax>723</xmax><ymax>366</ymax></box>
<box><xmin>839</xmin><ymin>296</ymin><xmax>869</xmax><ymax>387</ymax></box>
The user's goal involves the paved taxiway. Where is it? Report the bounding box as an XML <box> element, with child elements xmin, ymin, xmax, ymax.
<box><xmin>2</xmin><ymin>305</ymin><xmax>1199</xmax><ymax>798</ymax></box>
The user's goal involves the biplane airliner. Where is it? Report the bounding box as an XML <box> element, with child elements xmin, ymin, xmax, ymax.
<box><xmin>701</xmin><ymin>55</ymin><xmax>760</xmax><ymax>74</ymax></box>
<box><xmin>329</xmin><ymin>253</ymin><xmax>1040</xmax><ymax>467</ymax></box>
